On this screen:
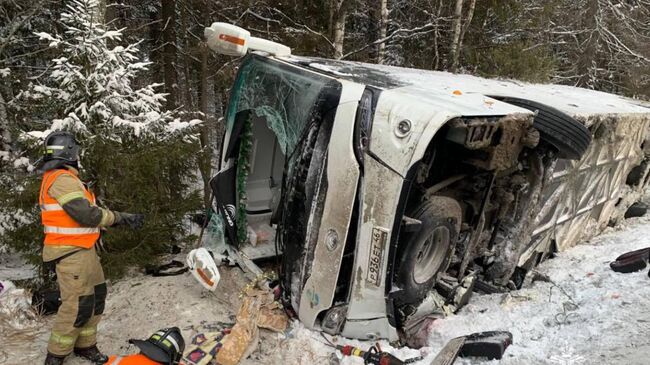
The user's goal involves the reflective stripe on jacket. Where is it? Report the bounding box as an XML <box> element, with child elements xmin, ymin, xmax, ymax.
<box><xmin>105</xmin><ymin>354</ymin><xmax>161</xmax><ymax>365</ymax></box>
<box><xmin>39</xmin><ymin>169</ymin><xmax>100</xmax><ymax>248</ymax></box>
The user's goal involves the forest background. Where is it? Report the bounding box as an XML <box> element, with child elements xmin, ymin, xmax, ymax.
<box><xmin>1</xmin><ymin>0</ymin><xmax>648</xmax><ymax>277</ymax></box>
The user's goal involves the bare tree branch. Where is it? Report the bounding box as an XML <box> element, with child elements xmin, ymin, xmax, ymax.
<box><xmin>341</xmin><ymin>23</ymin><xmax>435</xmax><ymax>60</ymax></box>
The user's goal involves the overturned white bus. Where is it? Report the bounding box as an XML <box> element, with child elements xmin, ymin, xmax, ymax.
<box><xmin>205</xmin><ymin>23</ymin><xmax>650</xmax><ymax>344</ymax></box>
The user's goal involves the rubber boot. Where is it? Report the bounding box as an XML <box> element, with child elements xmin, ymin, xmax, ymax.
<box><xmin>73</xmin><ymin>345</ymin><xmax>109</xmax><ymax>364</ymax></box>
<box><xmin>44</xmin><ymin>353</ymin><xmax>66</xmax><ymax>365</ymax></box>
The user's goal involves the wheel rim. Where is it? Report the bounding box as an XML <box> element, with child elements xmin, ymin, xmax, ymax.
<box><xmin>413</xmin><ymin>226</ymin><xmax>450</xmax><ymax>284</ymax></box>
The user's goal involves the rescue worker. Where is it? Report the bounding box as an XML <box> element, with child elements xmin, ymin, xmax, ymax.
<box><xmin>39</xmin><ymin>131</ymin><xmax>145</xmax><ymax>365</ymax></box>
<box><xmin>105</xmin><ymin>327</ymin><xmax>185</xmax><ymax>365</ymax></box>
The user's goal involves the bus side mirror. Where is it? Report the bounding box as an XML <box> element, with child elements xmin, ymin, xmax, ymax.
<box><xmin>204</xmin><ymin>22</ymin><xmax>291</xmax><ymax>57</ymax></box>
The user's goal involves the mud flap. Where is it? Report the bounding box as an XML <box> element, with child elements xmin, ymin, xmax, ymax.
<box><xmin>610</xmin><ymin>247</ymin><xmax>650</xmax><ymax>273</ymax></box>
<box><xmin>210</xmin><ymin>166</ymin><xmax>239</xmax><ymax>247</ymax></box>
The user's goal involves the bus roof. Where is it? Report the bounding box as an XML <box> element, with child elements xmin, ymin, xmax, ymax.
<box><xmin>280</xmin><ymin>55</ymin><xmax>650</xmax><ymax>122</ymax></box>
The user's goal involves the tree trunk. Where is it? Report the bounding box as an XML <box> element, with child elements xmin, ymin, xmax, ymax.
<box><xmin>430</xmin><ymin>0</ymin><xmax>443</xmax><ymax>70</ymax></box>
<box><xmin>331</xmin><ymin>0</ymin><xmax>348</xmax><ymax>59</ymax></box>
<box><xmin>92</xmin><ymin>0</ymin><xmax>106</xmax><ymax>25</ymax></box>
<box><xmin>0</xmin><ymin>88</ymin><xmax>10</xmax><ymax>151</ymax></box>
<box><xmin>458</xmin><ymin>0</ymin><xmax>476</xmax><ymax>58</ymax></box>
<box><xmin>448</xmin><ymin>0</ymin><xmax>464</xmax><ymax>72</ymax></box>
<box><xmin>369</xmin><ymin>0</ymin><xmax>388</xmax><ymax>64</ymax></box>
<box><xmin>149</xmin><ymin>7</ymin><xmax>163</xmax><ymax>85</ymax></box>
<box><xmin>104</xmin><ymin>0</ymin><xmax>121</xmax><ymax>26</ymax></box>
<box><xmin>576</xmin><ymin>0</ymin><xmax>599</xmax><ymax>88</ymax></box>
<box><xmin>198</xmin><ymin>44</ymin><xmax>216</xmax><ymax>208</ymax></box>
<box><xmin>198</xmin><ymin>9</ymin><xmax>216</xmax><ymax>209</ymax></box>
<box><xmin>179</xmin><ymin>0</ymin><xmax>194</xmax><ymax>111</ymax></box>
<box><xmin>161</xmin><ymin>0</ymin><xmax>178</xmax><ymax>110</ymax></box>
<box><xmin>374</xmin><ymin>0</ymin><xmax>388</xmax><ymax>64</ymax></box>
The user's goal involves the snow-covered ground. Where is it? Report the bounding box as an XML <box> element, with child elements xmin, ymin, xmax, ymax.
<box><xmin>284</xmin><ymin>216</ymin><xmax>650</xmax><ymax>365</ymax></box>
<box><xmin>424</xmin><ymin>216</ymin><xmax>650</xmax><ymax>365</ymax></box>
<box><xmin>0</xmin><ymin>253</ymin><xmax>37</xmax><ymax>282</ymax></box>
<box><xmin>1</xmin><ymin>217</ymin><xmax>649</xmax><ymax>365</ymax></box>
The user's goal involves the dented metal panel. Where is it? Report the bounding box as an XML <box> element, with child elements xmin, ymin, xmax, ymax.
<box><xmin>368</xmin><ymin>90</ymin><xmax>458</xmax><ymax>177</ymax></box>
<box><xmin>522</xmin><ymin>115</ymin><xmax>650</xmax><ymax>264</ymax></box>
<box><xmin>341</xmin><ymin>156</ymin><xmax>403</xmax><ymax>341</ymax></box>
<box><xmin>298</xmin><ymin>81</ymin><xmax>364</xmax><ymax>328</ymax></box>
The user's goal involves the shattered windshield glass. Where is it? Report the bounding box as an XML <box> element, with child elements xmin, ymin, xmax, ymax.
<box><xmin>226</xmin><ymin>55</ymin><xmax>333</xmax><ymax>155</ymax></box>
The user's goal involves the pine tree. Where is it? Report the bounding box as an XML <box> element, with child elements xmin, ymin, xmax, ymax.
<box><xmin>20</xmin><ymin>0</ymin><xmax>199</xmax><ymax>140</ymax></box>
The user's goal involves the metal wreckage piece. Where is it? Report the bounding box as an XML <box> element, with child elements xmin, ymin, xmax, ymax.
<box><xmin>400</xmin><ymin>113</ymin><xmax>650</xmax><ymax>341</ymax></box>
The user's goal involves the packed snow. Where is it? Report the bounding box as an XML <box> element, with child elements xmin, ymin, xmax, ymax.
<box><xmin>0</xmin><ymin>253</ymin><xmax>36</xmax><ymax>282</ymax></box>
<box><xmin>288</xmin><ymin>216</ymin><xmax>650</xmax><ymax>365</ymax></box>
<box><xmin>423</xmin><ymin>216</ymin><xmax>650</xmax><ymax>365</ymax></box>
<box><xmin>1</xmin><ymin>217</ymin><xmax>648</xmax><ymax>364</ymax></box>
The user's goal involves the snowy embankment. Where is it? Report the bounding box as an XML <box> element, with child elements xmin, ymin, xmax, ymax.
<box><xmin>289</xmin><ymin>216</ymin><xmax>650</xmax><ymax>365</ymax></box>
<box><xmin>0</xmin><ymin>253</ymin><xmax>36</xmax><ymax>282</ymax></box>
<box><xmin>424</xmin><ymin>216</ymin><xmax>650</xmax><ymax>365</ymax></box>
<box><xmin>1</xmin><ymin>218</ymin><xmax>648</xmax><ymax>364</ymax></box>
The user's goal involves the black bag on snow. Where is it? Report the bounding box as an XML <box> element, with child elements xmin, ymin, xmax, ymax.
<box><xmin>32</xmin><ymin>288</ymin><xmax>61</xmax><ymax>315</ymax></box>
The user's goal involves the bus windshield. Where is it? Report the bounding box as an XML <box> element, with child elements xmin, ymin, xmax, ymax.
<box><xmin>226</xmin><ymin>55</ymin><xmax>337</xmax><ymax>155</ymax></box>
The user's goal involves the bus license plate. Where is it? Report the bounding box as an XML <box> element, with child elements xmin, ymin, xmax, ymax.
<box><xmin>367</xmin><ymin>227</ymin><xmax>388</xmax><ymax>286</ymax></box>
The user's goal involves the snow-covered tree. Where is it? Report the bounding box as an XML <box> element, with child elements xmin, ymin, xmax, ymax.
<box><xmin>18</xmin><ymin>0</ymin><xmax>199</xmax><ymax>141</ymax></box>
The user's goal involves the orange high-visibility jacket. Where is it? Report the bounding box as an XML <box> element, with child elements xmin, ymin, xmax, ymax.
<box><xmin>39</xmin><ymin>169</ymin><xmax>100</xmax><ymax>248</ymax></box>
<box><xmin>105</xmin><ymin>354</ymin><xmax>161</xmax><ymax>365</ymax></box>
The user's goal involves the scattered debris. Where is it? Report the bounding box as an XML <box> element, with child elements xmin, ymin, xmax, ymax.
<box><xmin>610</xmin><ymin>246</ymin><xmax>650</xmax><ymax>273</ymax></box>
<box><xmin>430</xmin><ymin>335</ymin><xmax>466</xmax><ymax>365</ymax></box>
<box><xmin>145</xmin><ymin>260</ymin><xmax>189</xmax><ymax>277</ymax></box>
<box><xmin>187</xmin><ymin>248</ymin><xmax>221</xmax><ymax>291</ymax></box>
<box><xmin>429</xmin><ymin>330</ymin><xmax>514</xmax><ymax>365</ymax></box>
<box><xmin>549</xmin><ymin>302</ymin><xmax>580</xmax><ymax>326</ymax></box>
<box><xmin>624</xmin><ymin>201</ymin><xmax>648</xmax><ymax>219</ymax></box>
<box><xmin>0</xmin><ymin>281</ymin><xmax>39</xmax><ymax>326</ymax></box>
<box><xmin>216</xmin><ymin>295</ymin><xmax>261</xmax><ymax>365</ymax></box>
<box><xmin>458</xmin><ymin>331</ymin><xmax>513</xmax><ymax>360</ymax></box>
<box><xmin>499</xmin><ymin>293</ymin><xmax>534</xmax><ymax>308</ymax></box>
<box><xmin>31</xmin><ymin>288</ymin><xmax>61</xmax><ymax>315</ymax></box>
<box><xmin>183</xmin><ymin>328</ymin><xmax>232</xmax><ymax>365</ymax></box>
<box><xmin>0</xmin><ymin>280</ymin><xmax>41</xmax><ymax>362</ymax></box>
<box><xmin>336</xmin><ymin>342</ymin><xmax>415</xmax><ymax>365</ymax></box>
<box><xmin>216</xmin><ymin>279</ymin><xmax>288</xmax><ymax>365</ymax></box>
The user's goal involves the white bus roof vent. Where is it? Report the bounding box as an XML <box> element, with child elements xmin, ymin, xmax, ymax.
<box><xmin>204</xmin><ymin>22</ymin><xmax>291</xmax><ymax>57</ymax></box>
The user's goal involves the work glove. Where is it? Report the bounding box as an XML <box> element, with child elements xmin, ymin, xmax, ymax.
<box><xmin>115</xmin><ymin>212</ymin><xmax>145</xmax><ymax>230</ymax></box>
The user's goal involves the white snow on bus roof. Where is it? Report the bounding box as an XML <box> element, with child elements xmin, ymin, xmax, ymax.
<box><xmin>307</xmin><ymin>62</ymin><xmax>355</xmax><ymax>77</ymax></box>
<box><xmin>284</xmin><ymin>56</ymin><xmax>650</xmax><ymax>118</ymax></box>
